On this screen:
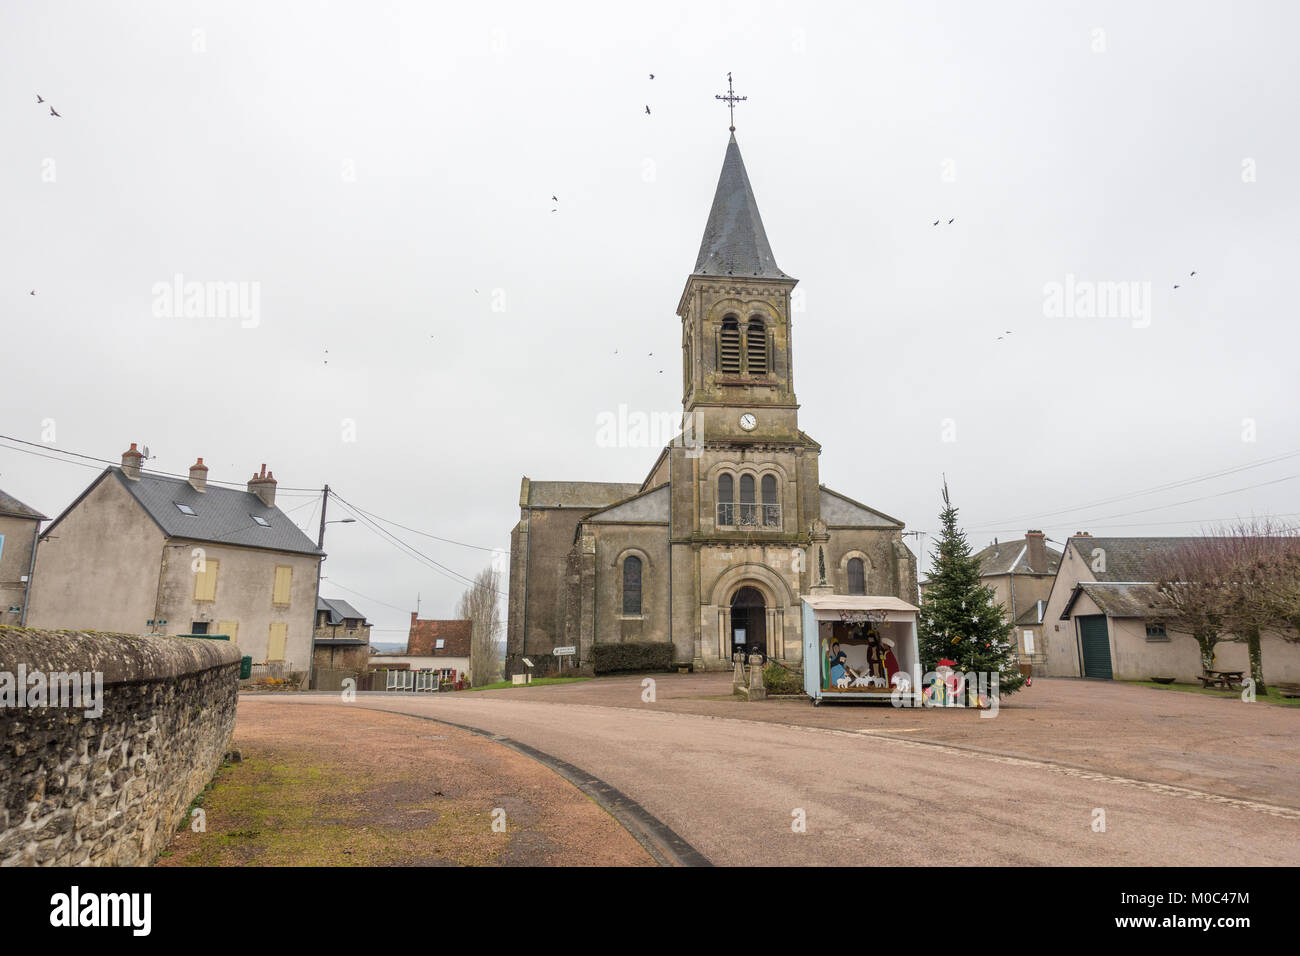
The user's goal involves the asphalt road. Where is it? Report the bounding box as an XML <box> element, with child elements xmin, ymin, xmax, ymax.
<box><xmin>265</xmin><ymin>684</ymin><xmax>1300</xmax><ymax>866</ymax></box>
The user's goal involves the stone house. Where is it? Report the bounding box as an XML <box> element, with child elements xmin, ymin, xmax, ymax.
<box><xmin>507</xmin><ymin>132</ymin><xmax>918</xmax><ymax>675</ymax></box>
<box><xmin>312</xmin><ymin>596</ymin><xmax>372</xmax><ymax>675</ymax></box>
<box><xmin>371</xmin><ymin>614</ymin><xmax>472</xmax><ymax>684</ymax></box>
<box><xmin>27</xmin><ymin>444</ymin><xmax>322</xmax><ymax>674</ymax></box>
<box><xmin>1041</xmin><ymin>534</ymin><xmax>1300</xmax><ymax>682</ymax></box>
<box><xmin>0</xmin><ymin>488</ymin><xmax>46</xmax><ymax>626</ymax></box>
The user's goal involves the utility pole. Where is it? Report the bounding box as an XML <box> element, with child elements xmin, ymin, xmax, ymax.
<box><xmin>309</xmin><ymin>484</ymin><xmax>329</xmax><ymax>689</ymax></box>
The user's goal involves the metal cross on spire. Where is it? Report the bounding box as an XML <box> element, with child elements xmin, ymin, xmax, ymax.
<box><xmin>715</xmin><ymin>72</ymin><xmax>747</xmax><ymax>132</ymax></box>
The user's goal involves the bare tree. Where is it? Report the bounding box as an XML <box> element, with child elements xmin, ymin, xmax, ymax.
<box><xmin>1151</xmin><ymin>537</ymin><xmax>1231</xmax><ymax>674</ymax></box>
<box><xmin>456</xmin><ymin>565</ymin><xmax>503</xmax><ymax>686</ymax></box>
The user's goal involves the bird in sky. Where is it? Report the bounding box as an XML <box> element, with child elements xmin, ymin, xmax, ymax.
<box><xmin>551</xmin><ymin>195</ymin><xmax>557</xmax><ymax>201</ymax></box>
<box><xmin>36</xmin><ymin>94</ymin><xmax>44</xmax><ymax>103</ymax></box>
<box><xmin>645</xmin><ymin>105</ymin><xmax>651</xmax><ymax>115</ymax></box>
<box><xmin>1190</xmin><ymin>271</ymin><xmax>1197</xmax><ymax>276</ymax></box>
<box><xmin>49</xmin><ymin>107</ymin><xmax>60</xmax><ymax>117</ymax></box>
<box><xmin>948</xmin><ymin>218</ymin><xmax>955</xmax><ymax>224</ymax></box>
<box><xmin>932</xmin><ymin>220</ymin><xmax>939</xmax><ymax>226</ymax></box>
<box><xmin>29</xmin><ymin>290</ymin><xmax>36</xmax><ymax>295</ymax></box>
<box><xmin>1173</xmin><ymin>284</ymin><xmax>1180</xmax><ymax>289</ymax></box>
<box><xmin>649</xmin><ymin>74</ymin><xmax>655</xmax><ymax>80</ymax></box>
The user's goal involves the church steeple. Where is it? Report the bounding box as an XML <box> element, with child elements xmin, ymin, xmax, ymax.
<box><xmin>692</xmin><ymin>134</ymin><xmax>791</xmax><ymax>281</ymax></box>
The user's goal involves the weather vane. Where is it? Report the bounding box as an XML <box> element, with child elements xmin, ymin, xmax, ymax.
<box><xmin>715</xmin><ymin>72</ymin><xmax>747</xmax><ymax>132</ymax></box>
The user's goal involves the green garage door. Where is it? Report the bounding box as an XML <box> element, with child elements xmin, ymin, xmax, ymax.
<box><xmin>1077</xmin><ymin>614</ymin><xmax>1113</xmax><ymax>679</ymax></box>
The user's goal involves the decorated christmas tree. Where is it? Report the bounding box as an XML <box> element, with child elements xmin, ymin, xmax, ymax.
<box><xmin>917</xmin><ymin>480</ymin><xmax>1026</xmax><ymax>698</ymax></box>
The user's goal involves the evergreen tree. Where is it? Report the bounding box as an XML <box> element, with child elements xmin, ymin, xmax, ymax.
<box><xmin>917</xmin><ymin>480</ymin><xmax>1026</xmax><ymax>698</ymax></box>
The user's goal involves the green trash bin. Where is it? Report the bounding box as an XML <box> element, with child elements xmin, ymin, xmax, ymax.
<box><xmin>240</xmin><ymin>656</ymin><xmax>252</xmax><ymax>680</ymax></box>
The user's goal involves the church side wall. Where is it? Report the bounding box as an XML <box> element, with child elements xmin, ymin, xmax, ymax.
<box><xmin>591</xmin><ymin>523</ymin><xmax>671</xmax><ymax>648</ymax></box>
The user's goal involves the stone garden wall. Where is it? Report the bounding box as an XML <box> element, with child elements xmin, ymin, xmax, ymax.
<box><xmin>0</xmin><ymin>627</ymin><xmax>240</xmax><ymax>866</ymax></box>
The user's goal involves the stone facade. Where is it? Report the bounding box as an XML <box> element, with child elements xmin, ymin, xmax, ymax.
<box><xmin>0</xmin><ymin>489</ymin><xmax>46</xmax><ymax>627</ymax></box>
<box><xmin>0</xmin><ymin>627</ymin><xmax>240</xmax><ymax>866</ymax></box>
<box><xmin>507</xmin><ymin>134</ymin><xmax>918</xmax><ymax>676</ymax></box>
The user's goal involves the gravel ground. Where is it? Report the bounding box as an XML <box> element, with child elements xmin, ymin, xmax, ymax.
<box><xmin>158</xmin><ymin>700</ymin><xmax>654</xmax><ymax>866</ymax></box>
<box><xmin>461</xmin><ymin>674</ymin><xmax>1300</xmax><ymax>808</ymax></box>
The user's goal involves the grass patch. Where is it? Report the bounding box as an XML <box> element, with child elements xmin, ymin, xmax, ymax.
<box><xmin>465</xmin><ymin>677</ymin><xmax>590</xmax><ymax>692</ymax></box>
<box><xmin>1125</xmin><ymin>680</ymin><xmax>1300</xmax><ymax>707</ymax></box>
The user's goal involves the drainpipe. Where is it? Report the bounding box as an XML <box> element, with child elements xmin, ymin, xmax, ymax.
<box><xmin>19</xmin><ymin>520</ymin><xmax>41</xmax><ymax>625</ymax></box>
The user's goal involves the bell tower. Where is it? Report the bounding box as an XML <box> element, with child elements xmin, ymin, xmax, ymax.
<box><xmin>678</xmin><ymin>133</ymin><xmax>800</xmax><ymax>445</ymax></box>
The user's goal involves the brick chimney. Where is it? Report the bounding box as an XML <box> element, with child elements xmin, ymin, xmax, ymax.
<box><xmin>247</xmin><ymin>464</ymin><xmax>277</xmax><ymax>508</ymax></box>
<box><xmin>1073</xmin><ymin>531</ymin><xmax>1092</xmax><ymax>537</ymax></box>
<box><xmin>1025</xmin><ymin>530</ymin><xmax>1048</xmax><ymax>572</ymax></box>
<box><xmin>188</xmin><ymin>457</ymin><xmax>209</xmax><ymax>493</ymax></box>
<box><xmin>120</xmin><ymin>442</ymin><xmax>144</xmax><ymax>480</ymax></box>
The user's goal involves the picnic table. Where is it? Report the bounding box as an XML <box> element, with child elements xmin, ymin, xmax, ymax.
<box><xmin>1198</xmin><ymin>670</ymin><xmax>1245</xmax><ymax>690</ymax></box>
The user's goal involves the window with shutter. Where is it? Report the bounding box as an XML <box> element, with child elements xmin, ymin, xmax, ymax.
<box><xmin>272</xmin><ymin>565</ymin><xmax>293</xmax><ymax>607</ymax></box>
<box><xmin>194</xmin><ymin>559</ymin><xmax>219</xmax><ymax>602</ymax></box>
<box><xmin>719</xmin><ymin>317</ymin><xmax>741</xmax><ymax>373</ymax></box>
<box><xmin>746</xmin><ymin>318</ymin><xmax>767</xmax><ymax>374</ymax></box>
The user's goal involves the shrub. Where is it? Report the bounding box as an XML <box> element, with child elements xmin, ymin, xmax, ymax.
<box><xmin>763</xmin><ymin>661</ymin><xmax>803</xmax><ymax>695</ymax></box>
<box><xmin>592</xmin><ymin>641</ymin><xmax>675</xmax><ymax>675</ymax></box>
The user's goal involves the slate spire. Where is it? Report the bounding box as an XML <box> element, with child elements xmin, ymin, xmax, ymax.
<box><xmin>692</xmin><ymin>133</ymin><xmax>789</xmax><ymax>280</ymax></box>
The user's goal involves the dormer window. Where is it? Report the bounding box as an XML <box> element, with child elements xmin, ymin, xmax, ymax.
<box><xmin>174</xmin><ymin>502</ymin><xmax>197</xmax><ymax>516</ymax></box>
<box><xmin>251</xmin><ymin>514</ymin><xmax>271</xmax><ymax>527</ymax></box>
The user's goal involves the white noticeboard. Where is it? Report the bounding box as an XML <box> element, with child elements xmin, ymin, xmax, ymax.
<box><xmin>1023</xmin><ymin>630</ymin><xmax>1035</xmax><ymax>654</ymax></box>
<box><xmin>554</xmin><ymin>646</ymin><xmax>576</xmax><ymax>656</ymax></box>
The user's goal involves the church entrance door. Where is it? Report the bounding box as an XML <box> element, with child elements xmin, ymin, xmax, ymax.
<box><xmin>730</xmin><ymin>586</ymin><xmax>767</xmax><ymax>660</ymax></box>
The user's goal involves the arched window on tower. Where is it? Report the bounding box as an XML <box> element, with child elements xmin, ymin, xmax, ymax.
<box><xmin>717</xmin><ymin>473</ymin><xmax>734</xmax><ymax>526</ymax></box>
<box><xmin>622</xmin><ymin>555</ymin><xmax>642</xmax><ymax>615</ymax></box>
<box><xmin>847</xmin><ymin>557</ymin><xmax>866</xmax><ymax>595</ymax></box>
<box><xmin>739</xmin><ymin>473</ymin><xmax>756</xmax><ymax>526</ymax></box>
<box><xmin>719</xmin><ymin>317</ymin><xmax>741</xmax><ymax>374</ymax></box>
<box><xmin>746</xmin><ymin>317</ymin><xmax>767</xmax><ymax>375</ymax></box>
<box><xmin>761</xmin><ymin>474</ymin><xmax>779</xmax><ymax>527</ymax></box>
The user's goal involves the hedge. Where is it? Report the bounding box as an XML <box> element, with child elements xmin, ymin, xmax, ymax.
<box><xmin>592</xmin><ymin>641</ymin><xmax>676</xmax><ymax>675</ymax></box>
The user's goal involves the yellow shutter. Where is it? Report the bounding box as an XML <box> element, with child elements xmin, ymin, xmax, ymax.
<box><xmin>194</xmin><ymin>559</ymin><xmax>219</xmax><ymax>602</ymax></box>
<box><xmin>267</xmin><ymin>622</ymin><xmax>287</xmax><ymax>661</ymax></box>
<box><xmin>272</xmin><ymin>565</ymin><xmax>292</xmax><ymax>606</ymax></box>
<box><xmin>216</xmin><ymin>620</ymin><xmax>239</xmax><ymax>643</ymax></box>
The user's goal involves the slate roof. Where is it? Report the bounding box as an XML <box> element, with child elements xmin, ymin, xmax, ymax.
<box><xmin>407</xmin><ymin>618</ymin><xmax>472</xmax><ymax>657</ymax></box>
<box><xmin>974</xmin><ymin>538</ymin><xmax>1062</xmax><ymax>576</ymax></box>
<box><xmin>0</xmin><ymin>487</ymin><xmax>47</xmax><ymax>521</ymax></box>
<box><xmin>1014</xmin><ymin>600</ymin><xmax>1048</xmax><ymax>626</ymax></box>
<box><xmin>1066</xmin><ymin>536</ymin><xmax>1196</xmax><ymax>582</ymax></box>
<box><xmin>1068</xmin><ymin>582</ymin><xmax>1165</xmax><ymax>619</ymax></box>
<box><xmin>692</xmin><ymin>134</ymin><xmax>790</xmax><ymax>280</ymax></box>
<box><xmin>317</xmin><ymin>596</ymin><xmax>367</xmax><ymax>625</ymax></box>
<box><xmin>77</xmin><ymin>467</ymin><xmax>322</xmax><ymax>555</ymax></box>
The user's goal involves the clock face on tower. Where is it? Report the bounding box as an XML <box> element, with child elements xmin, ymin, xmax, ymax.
<box><xmin>739</xmin><ymin>413</ymin><xmax>757</xmax><ymax>431</ymax></box>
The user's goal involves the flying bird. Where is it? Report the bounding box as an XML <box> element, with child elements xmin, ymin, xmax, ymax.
<box><xmin>948</xmin><ymin>218</ymin><xmax>955</xmax><ymax>224</ymax></box>
<box><xmin>1190</xmin><ymin>271</ymin><xmax>1197</xmax><ymax>276</ymax></box>
<box><xmin>29</xmin><ymin>290</ymin><xmax>36</xmax><ymax>295</ymax></box>
<box><xmin>645</xmin><ymin>105</ymin><xmax>651</xmax><ymax>115</ymax></box>
<box><xmin>649</xmin><ymin>74</ymin><xmax>655</xmax><ymax>80</ymax></box>
<box><xmin>36</xmin><ymin>94</ymin><xmax>44</xmax><ymax>103</ymax></box>
<box><xmin>1173</xmin><ymin>284</ymin><xmax>1180</xmax><ymax>289</ymax></box>
<box><xmin>551</xmin><ymin>195</ymin><xmax>557</xmax><ymax>201</ymax></box>
<box><xmin>49</xmin><ymin>107</ymin><xmax>60</xmax><ymax>117</ymax></box>
<box><xmin>932</xmin><ymin>220</ymin><xmax>939</xmax><ymax>226</ymax></box>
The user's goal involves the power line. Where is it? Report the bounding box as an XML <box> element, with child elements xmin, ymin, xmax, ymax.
<box><xmin>972</xmin><ymin>447</ymin><xmax>1300</xmax><ymax>530</ymax></box>
<box><xmin>0</xmin><ymin>434</ymin><xmax>323</xmax><ymax>492</ymax></box>
<box><xmin>336</xmin><ymin>499</ymin><xmax>503</xmax><ymax>553</ymax></box>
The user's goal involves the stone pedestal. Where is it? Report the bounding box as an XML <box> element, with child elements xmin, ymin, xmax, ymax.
<box><xmin>747</xmin><ymin>656</ymin><xmax>767</xmax><ymax>701</ymax></box>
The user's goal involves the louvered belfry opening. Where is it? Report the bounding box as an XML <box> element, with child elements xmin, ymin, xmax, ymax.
<box><xmin>720</xmin><ymin>317</ymin><xmax>741</xmax><ymax>373</ymax></box>
<box><xmin>746</xmin><ymin>317</ymin><xmax>767</xmax><ymax>375</ymax></box>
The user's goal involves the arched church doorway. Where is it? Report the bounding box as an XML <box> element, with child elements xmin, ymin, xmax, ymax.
<box><xmin>730</xmin><ymin>586</ymin><xmax>766</xmax><ymax>660</ymax></box>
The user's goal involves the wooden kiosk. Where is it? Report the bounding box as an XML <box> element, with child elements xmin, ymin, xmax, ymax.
<box><xmin>801</xmin><ymin>595</ymin><xmax>922</xmax><ymax>705</ymax></box>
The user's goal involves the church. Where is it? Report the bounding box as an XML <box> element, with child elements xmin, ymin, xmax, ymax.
<box><xmin>506</xmin><ymin>127</ymin><xmax>919</xmax><ymax>675</ymax></box>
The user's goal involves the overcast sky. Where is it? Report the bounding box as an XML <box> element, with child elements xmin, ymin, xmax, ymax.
<box><xmin>4</xmin><ymin>1</ymin><xmax>1297</xmax><ymax>643</ymax></box>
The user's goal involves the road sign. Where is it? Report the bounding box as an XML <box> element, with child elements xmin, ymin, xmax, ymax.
<box><xmin>554</xmin><ymin>646</ymin><xmax>576</xmax><ymax>656</ymax></box>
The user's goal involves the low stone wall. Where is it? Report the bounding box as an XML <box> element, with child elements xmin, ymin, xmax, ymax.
<box><xmin>0</xmin><ymin>627</ymin><xmax>241</xmax><ymax>866</ymax></box>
